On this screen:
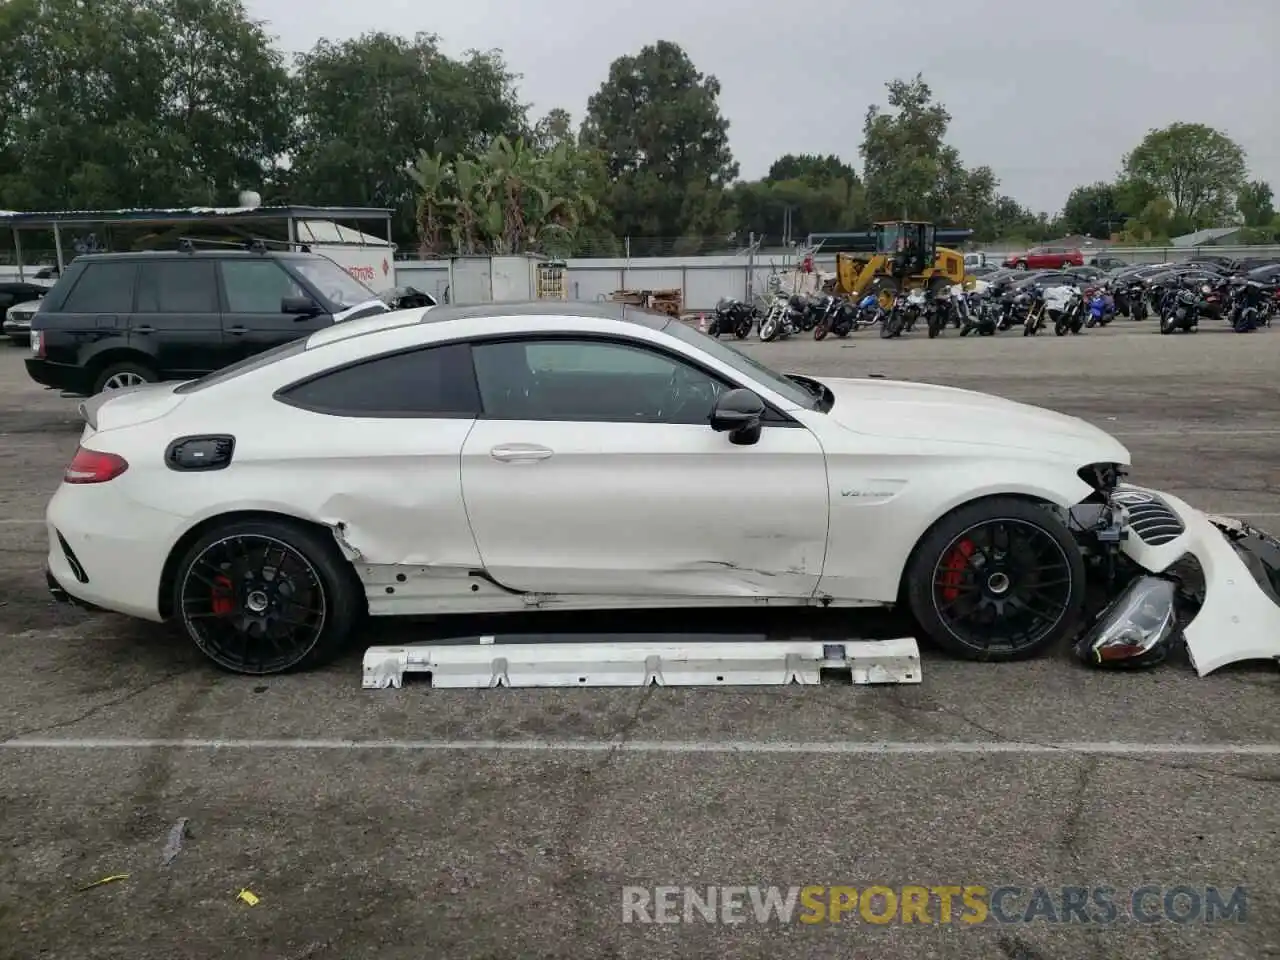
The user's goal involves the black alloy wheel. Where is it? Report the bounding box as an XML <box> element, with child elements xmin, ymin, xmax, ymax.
<box><xmin>174</xmin><ymin>519</ymin><xmax>359</xmax><ymax>674</ymax></box>
<box><xmin>905</xmin><ymin>497</ymin><xmax>1086</xmax><ymax>661</ymax></box>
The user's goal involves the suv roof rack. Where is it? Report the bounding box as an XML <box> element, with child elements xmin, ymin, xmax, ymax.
<box><xmin>175</xmin><ymin>236</ymin><xmax>313</xmax><ymax>254</ymax></box>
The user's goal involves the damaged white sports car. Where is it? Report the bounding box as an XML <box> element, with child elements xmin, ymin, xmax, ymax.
<box><xmin>46</xmin><ymin>302</ymin><xmax>1280</xmax><ymax>675</ymax></box>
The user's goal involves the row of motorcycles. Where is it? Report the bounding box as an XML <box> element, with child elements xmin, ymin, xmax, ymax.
<box><xmin>709</xmin><ymin>283</ymin><xmax>1115</xmax><ymax>342</ymax></box>
<box><xmin>708</xmin><ymin>274</ymin><xmax>1277</xmax><ymax>342</ymax></box>
<box><xmin>1144</xmin><ymin>275</ymin><xmax>1275</xmax><ymax>334</ymax></box>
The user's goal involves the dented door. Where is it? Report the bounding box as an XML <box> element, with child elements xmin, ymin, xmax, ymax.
<box><xmin>459</xmin><ymin>419</ymin><xmax>830</xmax><ymax>598</ymax></box>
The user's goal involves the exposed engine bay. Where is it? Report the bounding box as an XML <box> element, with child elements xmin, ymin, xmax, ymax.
<box><xmin>1064</xmin><ymin>462</ymin><xmax>1280</xmax><ymax>674</ymax></box>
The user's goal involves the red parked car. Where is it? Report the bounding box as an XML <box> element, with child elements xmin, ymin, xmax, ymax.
<box><xmin>1002</xmin><ymin>246</ymin><xmax>1085</xmax><ymax>270</ymax></box>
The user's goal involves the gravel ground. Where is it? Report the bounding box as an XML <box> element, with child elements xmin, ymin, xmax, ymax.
<box><xmin>0</xmin><ymin>322</ymin><xmax>1278</xmax><ymax>960</ymax></box>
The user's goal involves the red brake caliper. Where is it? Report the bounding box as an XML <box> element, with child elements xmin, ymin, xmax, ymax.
<box><xmin>211</xmin><ymin>574</ymin><xmax>235</xmax><ymax>616</ymax></box>
<box><xmin>940</xmin><ymin>540</ymin><xmax>975</xmax><ymax>602</ymax></box>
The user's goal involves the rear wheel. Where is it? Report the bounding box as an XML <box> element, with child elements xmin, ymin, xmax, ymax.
<box><xmin>92</xmin><ymin>360</ymin><xmax>157</xmax><ymax>395</ymax></box>
<box><xmin>904</xmin><ymin>497</ymin><xmax>1086</xmax><ymax>661</ymax></box>
<box><xmin>172</xmin><ymin>518</ymin><xmax>361</xmax><ymax>675</ymax></box>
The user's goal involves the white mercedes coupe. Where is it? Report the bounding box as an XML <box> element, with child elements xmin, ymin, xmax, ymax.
<box><xmin>46</xmin><ymin>301</ymin><xmax>1280</xmax><ymax>676</ymax></box>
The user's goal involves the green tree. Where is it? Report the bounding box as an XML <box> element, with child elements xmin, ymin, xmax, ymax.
<box><xmin>1061</xmin><ymin>182</ymin><xmax>1127</xmax><ymax>239</ymax></box>
<box><xmin>0</xmin><ymin>0</ymin><xmax>289</xmax><ymax>210</ymax></box>
<box><xmin>1237</xmin><ymin>180</ymin><xmax>1274</xmax><ymax>227</ymax></box>
<box><xmin>529</xmin><ymin>108</ymin><xmax>575</xmax><ymax>152</ymax></box>
<box><xmin>290</xmin><ymin>32</ymin><xmax>525</xmax><ymax>243</ymax></box>
<box><xmin>859</xmin><ymin>74</ymin><xmax>996</xmax><ymax>227</ymax></box>
<box><xmin>765</xmin><ymin>154</ymin><xmax>857</xmax><ymax>186</ymax></box>
<box><xmin>730</xmin><ymin>176</ymin><xmax>865</xmax><ymax>244</ymax></box>
<box><xmin>1122</xmin><ymin>123</ymin><xmax>1247</xmax><ymax>230</ymax></box>
<box><xmin>582</xmin><ymin>40</ymin><xmax>738</xmax><ymax>253</ymax></box>
<box><xmin>409</xmin><ymin>134</ymin><xmax>608</xmax><ymax>258</ymax></box>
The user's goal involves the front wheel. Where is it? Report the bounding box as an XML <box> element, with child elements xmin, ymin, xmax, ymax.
<box><xmin>734</xmin><ymin>319</ymin><xmax>752</xmax><ymax>339</ymax></box>
<box><xmin>904</xmin><ymin>497</ymin><xmax>1086</xmax><ymax>661</ymax></box>
<box><xmin>1054</xmin><ymin>316</ymin><xmax>1069</xmax><ymax>336</ymax></box>
<box><xmin>760</xmin><ymin>316</ymin><xmax>779</xmax><ymax>341</ymax></box>
<box><xmin>172</xmin><ymin>518</ymin><xmax>362</xmax><ymax>675</ymax></box>
<box><xmin>1159</xmin><ymin>311</ymin><xmax>1177</xmax><ymax>334</ymax></box>
<box><xmin>813</xmin><ymin>321</ymin><xmax>828</xmax><ymax>341</ymax></box>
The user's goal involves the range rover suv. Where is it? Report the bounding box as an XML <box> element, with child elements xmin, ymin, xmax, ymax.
<box><xmin>25</xmin><ymin>247</ymin><xmax>389</xmax><ymax>396</ymax></box>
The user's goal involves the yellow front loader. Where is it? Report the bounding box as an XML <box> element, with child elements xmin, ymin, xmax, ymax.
<box><xmin>834</xmin><ymin>221</ymin><xmax>970</xmax><ymax>306</ymax></box>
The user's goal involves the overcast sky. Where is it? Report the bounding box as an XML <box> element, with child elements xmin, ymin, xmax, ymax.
<box><xmin>248</xmin><ymin>0</ymin><xmax>1279</xmax><ymax>215</ymax></box>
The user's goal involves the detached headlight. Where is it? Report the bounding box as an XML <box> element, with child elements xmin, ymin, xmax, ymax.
<box><xmin>1074</xmin><ymin>576</ymin><xmax>1178</xmax><ymax>668</ymax></box>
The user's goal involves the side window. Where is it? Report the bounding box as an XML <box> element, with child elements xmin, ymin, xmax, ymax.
<box><xmin>220</xmin><ymin>260</ymin><xmax>307</xmax><ymax>314</ymax></box>
<box><xmin>135</xmin><ymin>260</ymin><xmax>219</xmax><ymax>313</ymax></box>
<box><xmin>60</xmin><ymin>261</ymin><xmax>138</xmax><ymax>313</ymax></box>
<box><xmin>472</xmin><ymin>338</ymin><xmax>727</xmax><ymax>424</ymax></box>
<box><xmin>277</xmin><ymin>342</ymin><xmax>479</xmax><ymax>417</ymax></box>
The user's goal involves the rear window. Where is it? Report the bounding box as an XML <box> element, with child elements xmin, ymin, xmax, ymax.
<box><xmin>173</xmin><ymin>337</ymin><xmax>308</xmax><ymax>394</ymax></box>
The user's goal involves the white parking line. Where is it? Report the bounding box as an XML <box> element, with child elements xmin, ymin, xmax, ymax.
<box><xmin>1109</xmin><ymin>429</ymin><xmax>1280</xmax><ymax>438</ymax></box>
<box><xmin>2</xmin><ymin>738</ymin><xmax>1278</xmax><ymax>756</ymax></box>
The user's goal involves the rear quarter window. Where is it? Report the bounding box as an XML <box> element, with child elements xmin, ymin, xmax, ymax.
<box><xmin>58</xmin><ymin>261</ymin><xmax>139</xmax><ymax>313</ymax></box>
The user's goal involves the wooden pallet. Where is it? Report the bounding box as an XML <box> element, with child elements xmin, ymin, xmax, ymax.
<box><xmin>612</xmin><ymin>288</ymin><xmax>682</xmax><ymax>317</ymax></box>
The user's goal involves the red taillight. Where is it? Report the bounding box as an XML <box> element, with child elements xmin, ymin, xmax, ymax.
<box><xmin>64</xmin><ymin>447</ymin><xmax>129</xmax><ymax>484</ymax></box>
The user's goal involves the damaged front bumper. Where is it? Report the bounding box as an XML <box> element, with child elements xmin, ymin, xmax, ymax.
<box><xmin>1088</xmin><ymin>486</ymin><xmax>1280</xmax><ymax>675</ymax></box>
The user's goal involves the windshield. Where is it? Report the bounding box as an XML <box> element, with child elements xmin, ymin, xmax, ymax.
<box><xmin>662</xmin><ymin>319</ymin><xmax>821</xmax><ymax>410</ymax></box>
<box><xmin>288</xmin><ymin>258</ymin><xmax>378</xmax><ymax>309</ymax></box>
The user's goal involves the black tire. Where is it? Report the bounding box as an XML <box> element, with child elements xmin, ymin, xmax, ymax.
<box><xmin>172</xmin><ymin>517</ymin><xmax>361</xmax><ymax>675</ymax></box>
<box><xmin>92</xmin><ymin>359</ymin><xmax>158</xmax><ymax>395</ymax></box>
<box><xmin>1159</xmin><ymin>312</ymin><xmax>1177</xmax><ymax>334</ymax></box>
<box><xmin>1054</xmin><ymin>317</ymin><xmax>1068</xmax><ymax>336</ymax></box>
<box><xmin>813</xmin><ymin>322</ymin><xmax>828</xmax><ymax>341</ymax></box>
<box><xmin>734</xmin><ymin>320</ymin><xmax>752</xmax><ymax>339</ymax></box>
<box><xmin>904</xmin><ymin>497</ymin><xmax>1086</xmax><ymax>662</ymax></box>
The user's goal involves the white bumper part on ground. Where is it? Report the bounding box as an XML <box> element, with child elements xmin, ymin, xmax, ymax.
<box><xmin>1119</xmin><ymin>488</ymin><xmax>1280</xmax><ymax>677</ymax></box>
<box><xmin>362</xmin><ymin>637</ymin><xmax>921</xmax><ymax>690</ymax></box>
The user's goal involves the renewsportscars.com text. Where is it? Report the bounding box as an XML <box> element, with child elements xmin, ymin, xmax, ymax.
<box><xmin>621</xmin><ymin>884</ymin><xmax>1249</xmax><ymax>925</ymax></box>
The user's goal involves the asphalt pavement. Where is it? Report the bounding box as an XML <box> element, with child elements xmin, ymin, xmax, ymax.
<box><xmin>0</xmin><ymin>323</ymin><xmax>1277</xmax><ymax>960</ymax></box>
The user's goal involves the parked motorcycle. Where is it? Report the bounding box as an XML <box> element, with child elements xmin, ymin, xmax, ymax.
<box><xmin>1008</xmin><ymin>288</ymin><xmax>1049</xmax><ymax>335</ymax></box>
<box><xmin>880</xmin><ymin>289</ymin><xmax>922</xmax><ymax>339</ymax></box>
<box><xmin>1226</xmin><ymin>278</ymin><xmax>1269</xmax><ymax>333</ymax></box>
<box><xmin>709</xmin><ymin>297</ymin><xmax>757</xmax><ymax>339</ymax></box>
<box><xmin>1157</xmin><ymin>283</ymin><xmax>1203</xmax><ymax>334</ymax></box>
<box><xmin>1084</xmin><ymin>286</ymin><xmax>1115</xmax><ymax>327</ymax></box>
<box><xmin>957</xmin><ymin>290</ymin><xmax>998</xmax><ymax>336</ymax></box>
<box><xmin>758</xmin><ymin>295</ymin><xmax>794</xmax><ymax>341</ymax></box>
<box><xmin>1047</xmin><ymin>285</ymin><xmax>1086</xmax><ymax>336</ymax></box>
<box><xmin>1117</xmin><ymin>280</ymin><xmax>1149</xmax><ymax>320</ymax></box>
<box><xmin>811</xmin><ymin>295</ymin><xmax>844</xmax><ymax>340</ymax></box>
<box><xmin>925</xmin><ymin>287</ymin><xmax>951</xmax><ymax>339</ymax></box>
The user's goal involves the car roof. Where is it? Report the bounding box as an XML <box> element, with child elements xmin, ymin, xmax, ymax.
<box><xmin>71</xmin><ymin>249</ymin><xmax>321</xmax><ymax>262</ymax></box>
<box><xmin>305</xmin><ymin>300</ymin><xmax>673</xmax><ymax>351</ymax></box>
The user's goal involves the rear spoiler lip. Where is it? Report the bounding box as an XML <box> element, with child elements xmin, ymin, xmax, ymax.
<box><xmin>76</xmin><ymin>383</ymin><xmax>153</xmax><ymax>431</ymax></box>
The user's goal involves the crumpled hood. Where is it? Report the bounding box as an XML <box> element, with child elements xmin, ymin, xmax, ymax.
<box><xmin>817</xmin><ymin>377</ymin><xmax>1131</xmax><ymax>463</ymax></box>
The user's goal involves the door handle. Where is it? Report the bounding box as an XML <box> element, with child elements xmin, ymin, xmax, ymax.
<box><xmin>131</xmin><ymin>324</ymin><xmax>153</xmax><ymax>334</ymax></box>
<box><xmin>226</xmin><ymin>326</ymin><xmax>248</xmax><ymax>335</ymax></box>
<box><xmin>490</xmin><ymin>443</ymin><xmax>553</xmax><ymax>463</ymax></box>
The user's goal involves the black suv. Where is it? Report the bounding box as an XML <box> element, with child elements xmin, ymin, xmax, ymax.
<box><xmin>25</xmin><ymin>247</ymin><xmax>388</xmax><ymax>396</ymax></box>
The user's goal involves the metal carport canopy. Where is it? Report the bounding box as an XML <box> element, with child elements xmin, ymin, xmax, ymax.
<box><xmin>0</xmin><ymin>205</ymin><xmax>395</xmax><ymax>279</ymax></box>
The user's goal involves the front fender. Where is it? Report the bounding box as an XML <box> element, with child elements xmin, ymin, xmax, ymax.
<box><xmin>817</xmin><ymin>457</ymin><xmax>1092</xmax><ymax>602</ymax></box>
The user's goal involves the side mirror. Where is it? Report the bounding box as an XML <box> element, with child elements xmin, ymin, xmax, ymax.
<box><xmin>282</xmin><ymin>295</ymin><xmax>320</xmax><ymax>317</ymax></box>
<box><xmin>709</xmin><ymin>388</ymin><xmax>765</xmax><ymax>445</ymax></box>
